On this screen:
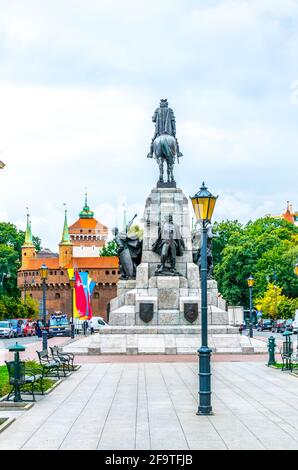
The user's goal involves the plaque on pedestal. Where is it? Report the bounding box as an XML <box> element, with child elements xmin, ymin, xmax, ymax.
<box><xmin>140</xmin><ymin>303</ymin><xmax>154</xmax><ymax>323</ymax></box>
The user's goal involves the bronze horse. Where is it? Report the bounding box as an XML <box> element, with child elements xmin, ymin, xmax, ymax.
<box><xmin>152</xmin><ymin>134</ymin><xmax>177</xmax><ymax>184</ymax></box>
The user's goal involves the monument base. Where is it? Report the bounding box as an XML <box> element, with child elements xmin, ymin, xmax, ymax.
<box><xmin>62</xmin><ymin>330</ymin><xmax>267</xmax><ymax>355</ymax></box>
<box><xmin>156</xmin><ymin>181</ymin><xmax>176</xmax><ymax>188</ymax></box>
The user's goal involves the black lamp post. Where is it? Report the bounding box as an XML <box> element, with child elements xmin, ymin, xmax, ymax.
<box><xmin>247</xmin><ymin>275</ymin><xmax>255</xmax><ymax>338</ymax></box>
<box><xmin>40</xmin><ymin>264</ymin><xmax>48</xmax><ymax>351</ymax></box>
<box><xmin>69</xmin><ymin>276</ymin><xmax>75</xmax><ymax>339</ymax></box>
<box><xmin>190</xmin><ymin>182</ymin><xmax>218</xmax><ymax>416</ymax></box>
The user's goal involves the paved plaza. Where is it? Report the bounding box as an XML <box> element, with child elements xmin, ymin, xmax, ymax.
<box><xmin>1</xmin><ymin>361</ymin><xmax>298</xmax><ymax>450</ymax></box>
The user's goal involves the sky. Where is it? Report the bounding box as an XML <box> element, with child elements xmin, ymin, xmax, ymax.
<box><xmin>0</xmin><ymin>0</ymin><xmax>297</xmax><ymax>250</ymax></box>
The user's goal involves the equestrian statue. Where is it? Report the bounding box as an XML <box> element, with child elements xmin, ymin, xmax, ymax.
<box><xmin>147</xmin><ymin>99</ymin><xmax>183</xmax><ymax>186</ymax></box>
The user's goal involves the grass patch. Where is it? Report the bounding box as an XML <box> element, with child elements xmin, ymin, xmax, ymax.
<box><xmin>0</xmin><ymin>361</ymin><xmax>55</xmax><ymax>398</ymax></box>
<box><xmin>0</xmin><ymin>418</ymin><xmax>7</xmax><ymax>425</ymax></box>
<box><xmin>269</xmin><ymin>362</ymin><xmax>298</xmax><ymax>369</ymax></box>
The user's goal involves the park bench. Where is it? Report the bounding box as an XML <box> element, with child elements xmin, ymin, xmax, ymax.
<box><xmin>36</xmin><ymin>350</ymin><xmax>61</xmax><ymax>378</ymax></box>
<box><xmin>50</xmin><ymin>346</ymin><xmax>75</xmax><ymax>372</ymax></box>
<box><xmin>5</xmin><ymin>360</ymin><xmax>44</xmax><ymax>402</ymax></box>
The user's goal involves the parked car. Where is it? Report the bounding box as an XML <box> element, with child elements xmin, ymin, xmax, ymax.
<box><xmin>74</xmin><ymin>316</ymin><xmax>108</xmax><ymax>334</ymax></box>
<box><xmin>271</xmin><ymin>319</ymin><xmax>286</xmax><ymax>333</ymax></box>
<box><xmin>0</xmin><ymin>321</ymin><xmax>14</xmax><ymax>338</ymax></box>
<box><xmin>257</xmin><ymin>319</ymin><xmax>272</xmax><ymax>331</ymax></box>
<box><xmin>89</xmin><ymin>317</ymin><xmax>108</xmax><ymax>331</ymax></box>
<box><xmin>280</xmin><ymin>319</ymin><xmax>293</xmax><ymax>333</ymax></box>
<box><xmin>10</xmin><ymin>319</ymin><xmax>24</xmax><ymax>337</ymax></box>
<box><xmin>22</xmin><ymin>319</ymin><xmax>36</xmax><ymax>337</ymax></box>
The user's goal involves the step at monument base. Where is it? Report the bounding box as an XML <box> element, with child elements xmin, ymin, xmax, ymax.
<box><xmin>62</xmin><ymin>331</ymin><xmax>267</xmax><ymax>355</ymax></box>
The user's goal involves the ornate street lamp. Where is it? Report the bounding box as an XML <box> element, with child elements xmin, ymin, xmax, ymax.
<box><xmin>69</xmin><ymin>276</ymin><xmax>75</xmax><ymax>339</ymax></box>
<box><xmin>190</xmin><ymin>181</ymin><xmax>218</xmax><ymax>416</ymax></box>
<box><xmin>39</xmin><ymin>264</ymin><xmax>48</xmax><ymax>351</ymax></box>
<box><xmin>247</xmin><ymin>274</ymin><xmax>255</xmax><ymax>338</ymax></box>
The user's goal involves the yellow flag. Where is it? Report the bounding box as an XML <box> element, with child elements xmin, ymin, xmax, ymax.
<box><xmin>67</xmin><ymin>268</ymin><xmax>80</xmax><ymax>319</ymax></box>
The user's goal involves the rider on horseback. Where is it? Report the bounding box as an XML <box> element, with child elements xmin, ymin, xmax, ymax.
<box><xmin>147</xmin><ymin>99</ymin><xmax>183</xmax><ymax>160</ymax></box>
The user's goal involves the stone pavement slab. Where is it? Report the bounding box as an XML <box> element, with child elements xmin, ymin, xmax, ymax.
<box><xmin>1</xmin><ymin>361</ymin><xmax>298</xmax><ymax>450</ymax></box>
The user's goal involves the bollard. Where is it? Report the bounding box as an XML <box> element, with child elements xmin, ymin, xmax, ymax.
<box><xmin>267</xmin><ymin>336</ymin><xmax>276</xmax><ymax>366</ymax></box>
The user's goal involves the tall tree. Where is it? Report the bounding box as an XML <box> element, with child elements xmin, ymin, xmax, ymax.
<box><xmin>0</xmin><ymin>222</ymin><xmax>41</xmax><ymax>298</ymax></box>
<box><xmin>213</xmin><ymin>217</ymin><xmax>298</xmax><ymax>307</ymax></box>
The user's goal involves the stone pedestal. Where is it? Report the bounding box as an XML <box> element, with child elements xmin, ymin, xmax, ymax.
<box><xmin>109</xmin><ymin>186</ymin><xmax>229</xmax><ymax>329</ymax></box>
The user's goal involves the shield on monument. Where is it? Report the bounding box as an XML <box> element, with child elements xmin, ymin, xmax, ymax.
<box><xmin>184</xmin><ymin>303</ymin><xmax>198</xmax><ymax>324</ymax></box>
<box><xmin>139</xmin><ymin>303</ymin><xmax>154</xmax><ymax>323</ymax></box>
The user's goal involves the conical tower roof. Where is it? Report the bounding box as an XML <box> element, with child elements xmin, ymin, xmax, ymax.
<box><xmin>60</xmin><ymin>208</ymin><xmax>72</xmax><ymax>246</ymax></box>
<box><xmin>23</xmin><ymin>212</ymin><xmax>34</xmax><ymax>246</ymax></box>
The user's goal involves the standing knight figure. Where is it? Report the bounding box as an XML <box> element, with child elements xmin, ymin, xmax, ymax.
<box><xmin>147</xmin><ymin>99</ymin><xmax>183</xmax><ymax>186</ymax></box>
<box><xmin>112</xmin><ymin>214</ymin><xmax>142</xmax><ymax>279</ymax></box>
<box><xmin>152</xmin><ymin>214</ymin><xmax>185</xmax><ymax>275</ymax></box>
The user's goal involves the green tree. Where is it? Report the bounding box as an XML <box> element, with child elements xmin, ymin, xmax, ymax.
<box><xmin>0</xmin><ymin>294</ymin><xmax>39</xmax><ymax>320</ymax></box>
<box><xmin>0</xmin><ymin>221</ymin><xmax>41</xmax><ymax>319</ymax></box>
<box><xmin>212</xmin><ymin>220</ymin><xmax>243</xmax><ymax>265</ymax></box>
<box><xmin>0</xmin><ymin>222</ymin><xmax>41</xmax><ymax>297</ymax></box>
<box><xmin>0</xmin><ymin>222</ymin><xmax>41</xmax><ymax>256</ymax></box>
<box><xmin>23</xmin><ymin>295</ymin><xmax>39</xmax><ymax>319</ymax></box>
<box><xmin>255</xmin><ymin>283</ymin><xmax>298</xmax><ymax>319</ymax></box>
<box><xmin>0</xmin><ymin>245</ymin><xmax>19</xmax><ymax>296</ymax></box>
<box><xmin>99</xmin><ymin>240</ymin><xmax>118</xmax><ymax>257</ymax></box>
<box><xmin>213</xmin><ymin>217</ymin><xmax>298</xmax><ymax>307</ymax></box>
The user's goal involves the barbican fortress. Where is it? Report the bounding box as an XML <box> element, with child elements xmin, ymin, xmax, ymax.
<box><xmin>17</xmin><ymin>196</ymin><xmax>119</xmax><ymax>319</ymax></box>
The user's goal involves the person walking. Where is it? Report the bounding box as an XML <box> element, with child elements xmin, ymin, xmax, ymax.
<box><xmin>35</xmin><ymin>320</ymin><xmax>42</xmax><ymax>338</ymax></box>
<box><xmin>83</xmin><ymin>319</ymin><xmax>89</xmax><ymax>336</ymax></box>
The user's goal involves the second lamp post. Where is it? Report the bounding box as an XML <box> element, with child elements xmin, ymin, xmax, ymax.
<box><xmin>69</xmin><ymin>276</ymin><xmax>75</xmax><ymax>339</ymax></box>
<box><xmin>40</xmin><ymin>264</ymin><xmax>48</xmax><ymax>351</ymax></box>
<box><xmin>190</xmin><ymin>182</ymin><xmax>217</xmax><ymax>416</ymax></box>
<box><xmin>247</xmin><ymin>274</ymin><xmax>255</xmax><ymax>338</ymax></box>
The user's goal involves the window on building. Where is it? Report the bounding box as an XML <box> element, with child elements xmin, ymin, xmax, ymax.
<box><xmin>61</xmin><ymin>271</ymin><xmax>64</xmax><ymax>275</ymax></box>
<box><xmin>94</xmin><ymin>292</ymin><xmax>99</xmax><ymax>299</ymax></box>
<box><xmin>55</xmin><ymin>293</ymin><xmax>60</xmax><ymax>299</ymax></box>
<box><xmin>105</xmin><ymin>271</ymin><xmax>109</xmax><ymax>275</ymax></box>
<box><xmin>112</xmin><ymin>270</ymin><xmax>116</xmax><ymax>275</ymax></box>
